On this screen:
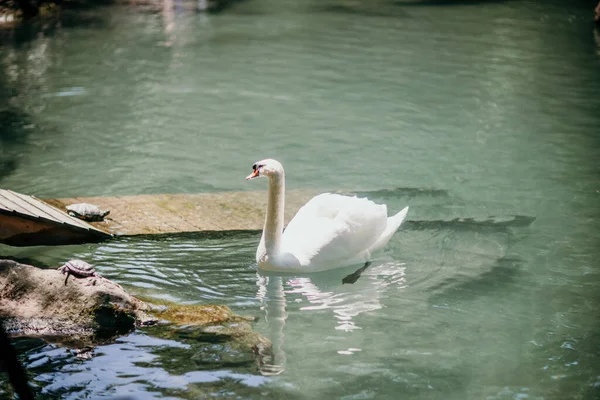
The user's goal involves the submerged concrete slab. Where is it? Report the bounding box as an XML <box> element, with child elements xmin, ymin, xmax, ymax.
<box><xmin>42</xmin><ymin>190</ymin><xmax>317</xmax><ymax>237</ymax></box>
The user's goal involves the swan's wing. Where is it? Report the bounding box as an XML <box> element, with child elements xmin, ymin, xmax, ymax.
<box><xmin>281</xmin><ymin>193</ymin><xmax>388</xmax><ymax>266</ymax></box>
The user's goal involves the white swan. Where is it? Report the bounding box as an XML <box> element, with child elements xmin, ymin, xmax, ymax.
<box><xmin>246</xmin><ymin>159</ymin><xmax>409</xmax><ymax>272</ymax></box>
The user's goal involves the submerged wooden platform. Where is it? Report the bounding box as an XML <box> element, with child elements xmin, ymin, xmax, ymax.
<box><xmin>43</xmin><ymin>190</ymin><xmax>317</xmax><ymax>237</ymax></box>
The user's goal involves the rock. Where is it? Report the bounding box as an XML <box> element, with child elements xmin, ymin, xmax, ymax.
<box><xmin>143</xmin><ymin>304</ymin><xmax>272</xmax><ymax>370</ymax></box>
<box><xmin>0</xmin><ymin>259</ymin><xmax>153</xmax><ymax>346</ymax></box>
<box><xmin>155</xmin><ymin>303</ymin><xmax>254</xmax><ymax>325</ymax></box>
<box><xmin>0</xmin><ymin>260</ymin><xmax>271</xmax><ymax>365</ymax></box>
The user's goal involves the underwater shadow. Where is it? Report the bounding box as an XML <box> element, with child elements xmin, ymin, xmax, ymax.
<box><xmin>0</xmin><ymin>9</ymin><xmax>108</xmax><ymax>47</ymax></box>
<box><xmin>0</xmin><ymin>0</ymin><xmax>248</xmax><ymax>47</ymax></box>
<box><xmin>352</xmin><ymin>187</ymin><xmax>451</xmax><ymax>199</ymax></box>
<box><xmin>427</xmin><ymin>256</ymin><xmax>523</xmax><ymax>303</ymax></box>
<box><xmin>0</xmin><ymin>107</ymin><xmax>35</xmax><ymax>182</ymax></box>
<box><xmin>404</xmin><ymin>215</ymin><xmax>536</xmax><ymax>234</ymax></box>
<box><xmin>394</xmin><ymin>0</ymin><xmax>514</xmax><ymax>6</ymax></box>
<box><xmin>131</xmin><ymin>229</ymin><xmax>261</xmax><ymax>242</ymax></box>
<box><xmin>315</xmin><ymin>3</ymin><xmax>411</xmax><ymax>18</ymax></box>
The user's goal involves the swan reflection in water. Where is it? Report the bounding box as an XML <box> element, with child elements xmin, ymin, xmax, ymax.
<box><xmin>254</xmin><ymin>259</ymin><xmax>407</xmax><ymax>375</ymax></box>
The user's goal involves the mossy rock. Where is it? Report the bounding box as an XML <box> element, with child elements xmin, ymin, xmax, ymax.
<box><xmin>0</xmin><ymin>260</ymin><xmax>271</xmax><ymax>367</ymax></box>
<box><xmin>155</xmin><ymin>304</ymin><xmax>253</xmax><ymax>326</ymax></box>
<box><xmin>128</xmin><ymin>297</ymin><xmax>273</xmax><ymax>370</ymax></box>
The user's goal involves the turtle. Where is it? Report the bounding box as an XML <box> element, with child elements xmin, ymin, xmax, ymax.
<box><xmin>57</xmin><ymin>259</ymin><xmax>98</xmax><ymax>285</ymax></box>
<box><xmin>66</xmin><ymin>203</ymin><xmax>110</xmax><ymax>221</ymax></box>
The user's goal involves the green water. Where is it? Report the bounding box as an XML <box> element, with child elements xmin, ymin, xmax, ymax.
<box><xmin>1</xmin><ymin>0</ymin><xmax>600</xmax><ymax>398</ymax></box>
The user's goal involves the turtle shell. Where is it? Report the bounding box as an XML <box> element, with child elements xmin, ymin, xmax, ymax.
<box><xmin>66</xmin><ymin>203</ymin><xmax>110</xmax><ymax>221</ymax></box>
<box><xmin>60</xmin><ymin>259</ymin><xmax>96</xmax><ymax>276</ymax></box>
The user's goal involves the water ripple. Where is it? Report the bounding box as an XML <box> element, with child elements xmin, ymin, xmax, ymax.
<box><xmin>67</xmin><ymin>234</ymin><xmax>261</xmax><ymax>308</ymax></box>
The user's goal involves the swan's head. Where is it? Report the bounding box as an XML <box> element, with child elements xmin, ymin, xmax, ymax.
<box><xmin>246</xmin><ymin>159</ymin><xmax>283</xmax><ymax>180</ymax></box>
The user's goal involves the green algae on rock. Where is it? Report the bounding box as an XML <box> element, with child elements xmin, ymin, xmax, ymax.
<box><xmin>0</xmin><ymin>259</ymin><xmax>271</xmax><ymax>368</ymax></box>
<box><xmin>141</xmin><ymin>300</ymin><xmax>272</xmax><ymax>366</ymax></box>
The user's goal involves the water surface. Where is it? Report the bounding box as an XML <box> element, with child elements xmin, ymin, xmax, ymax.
<box><xmin>1</xmin><ymin>0</ymin><xmax>599</xmax><ymax>398</ymax></box>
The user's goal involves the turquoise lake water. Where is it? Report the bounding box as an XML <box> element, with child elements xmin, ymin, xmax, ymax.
<box><xmin>1</xmin><ymin>0</ymin><xmax>600</xmax><ymax>398</ymax></box>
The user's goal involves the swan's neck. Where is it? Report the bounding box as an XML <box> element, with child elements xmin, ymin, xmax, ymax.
<box><xmin>259</xmin><ymin>172</ymin><xmax>285</xmax><ymax>261</ymax></box>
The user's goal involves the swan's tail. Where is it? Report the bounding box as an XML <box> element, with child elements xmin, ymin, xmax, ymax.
<box><xmin>369</xmin><ymin>206</ymin><xmax>409</xmax><ymax>253</ymax></box>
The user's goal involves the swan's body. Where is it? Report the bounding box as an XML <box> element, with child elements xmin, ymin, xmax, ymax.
<box><xmin>247</xmin><ymin>159</ymin><xmax>409</xmax><ymax>272</ymax></box>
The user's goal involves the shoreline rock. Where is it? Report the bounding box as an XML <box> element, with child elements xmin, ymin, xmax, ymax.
<box><xmin>0</xmin><ymin>259</ymin><xmax>154</xmax><ymax>346</ymax></box>
<box><xmin>0</xmin><ymin>260</ymin><xmax>270</xmax><ymax>362</ymax></box>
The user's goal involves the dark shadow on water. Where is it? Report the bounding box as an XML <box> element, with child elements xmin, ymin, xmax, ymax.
<box><xmin>0</xmin><ymin>107</ymin><xmax>34</xmax><ymax>182</ymax></box>
<box><xmin>352</xmin><ymin>187</ymin><xmax>450</xmax><ymax>199</ymax></box>
<box><xmin>55</xmin><ymin>11</ymin><xmax>109</xmax><ymax>29</ymax></box>
<box><xmin>316</xmin><ymin>0</ymin><xmax>516</xmax><ymax>17</ymax></box>
<box><xmin>0</xmin><ymin>3</ymin><xmax>110</xmax><ymax>46</ymax></box>
<box><xmin>0</xmin><ymin>323</ymin><xmax>35</xmax><ymax>400</ymax></box>
<box><xmin>428</xmin><ymin>256</ymin><xmax>523</xmax><ymax>302</ymax></box>
<box><xmin>0</xmin><ymin>0</ymin><xmax>247</xmax><ymax>47</ymax></box>
<box><xmin>60</xmin><ymin>0</ymin><xmax>122</xmax><ymax>10</ymax></box>
<box><xmin>316</xmin><ymin>4</ymin><xmax>411</xmax><ymax>18</ymax></box>
<box><xmin>405</xmin><ymin>215</ymin><xmax>536</xmax><ymax>233</ymax></box>
<box><xmin>0</xmin><ymin>107</ymin><xmax>33</xmax><ymax>141</ymax></box>
<box><xmin>207</xmin><ymin>0</ymin><xmax>248</xmax><ymax>14</ymax></box>
<box><xmin>394</xmin><ymin>0</ymin><xmax>513</xmax><ymax>6</ymax></box>
<box><xmin>130</xmin><ymin>229</ymin><xmax>261</xmax><ymax>242</ymax></box>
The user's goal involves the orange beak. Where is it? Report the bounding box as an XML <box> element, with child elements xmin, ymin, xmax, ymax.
<box><xmin>246</xmin><ymin>170</ymin><xmax>260</xmax><ymax>180</ymax></box>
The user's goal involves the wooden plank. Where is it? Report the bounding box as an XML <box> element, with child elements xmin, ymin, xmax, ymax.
<box><xmin>0</xmin><ymin>212</ymin><xmax>108</xmax><ymax>246</ymax></box>
<box><xmin>0</xmin><ymin>190</ymin><xmax>43</xmax><ymax>217</ymax></box>
<box><xmin>1</xmin><ymin>189</ymin><xmax>74</xmax><ymax>226</ymax></box>
<box><xmin>0</xmin><ymin>189</ymin><xmax>110</xmax><ymax>233</ymax></box>
<box><xmin>1</xmin><ymin>189</ymin><xmax>56</xmax><ymax>221</ymax></box>
<box><xmin>21</xmin><ymin>195</ymin><xmax>93</xmax><ymax>230</ymax></box>
<box><xmin>18</xmin><ymin>194</ymin><xmax>108</xmax><ymax>233</ymax></box>
<box><xmin>0</xmin><ymin>188</ymin><xmax>113</xmax><ymax>247</ymax></box>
